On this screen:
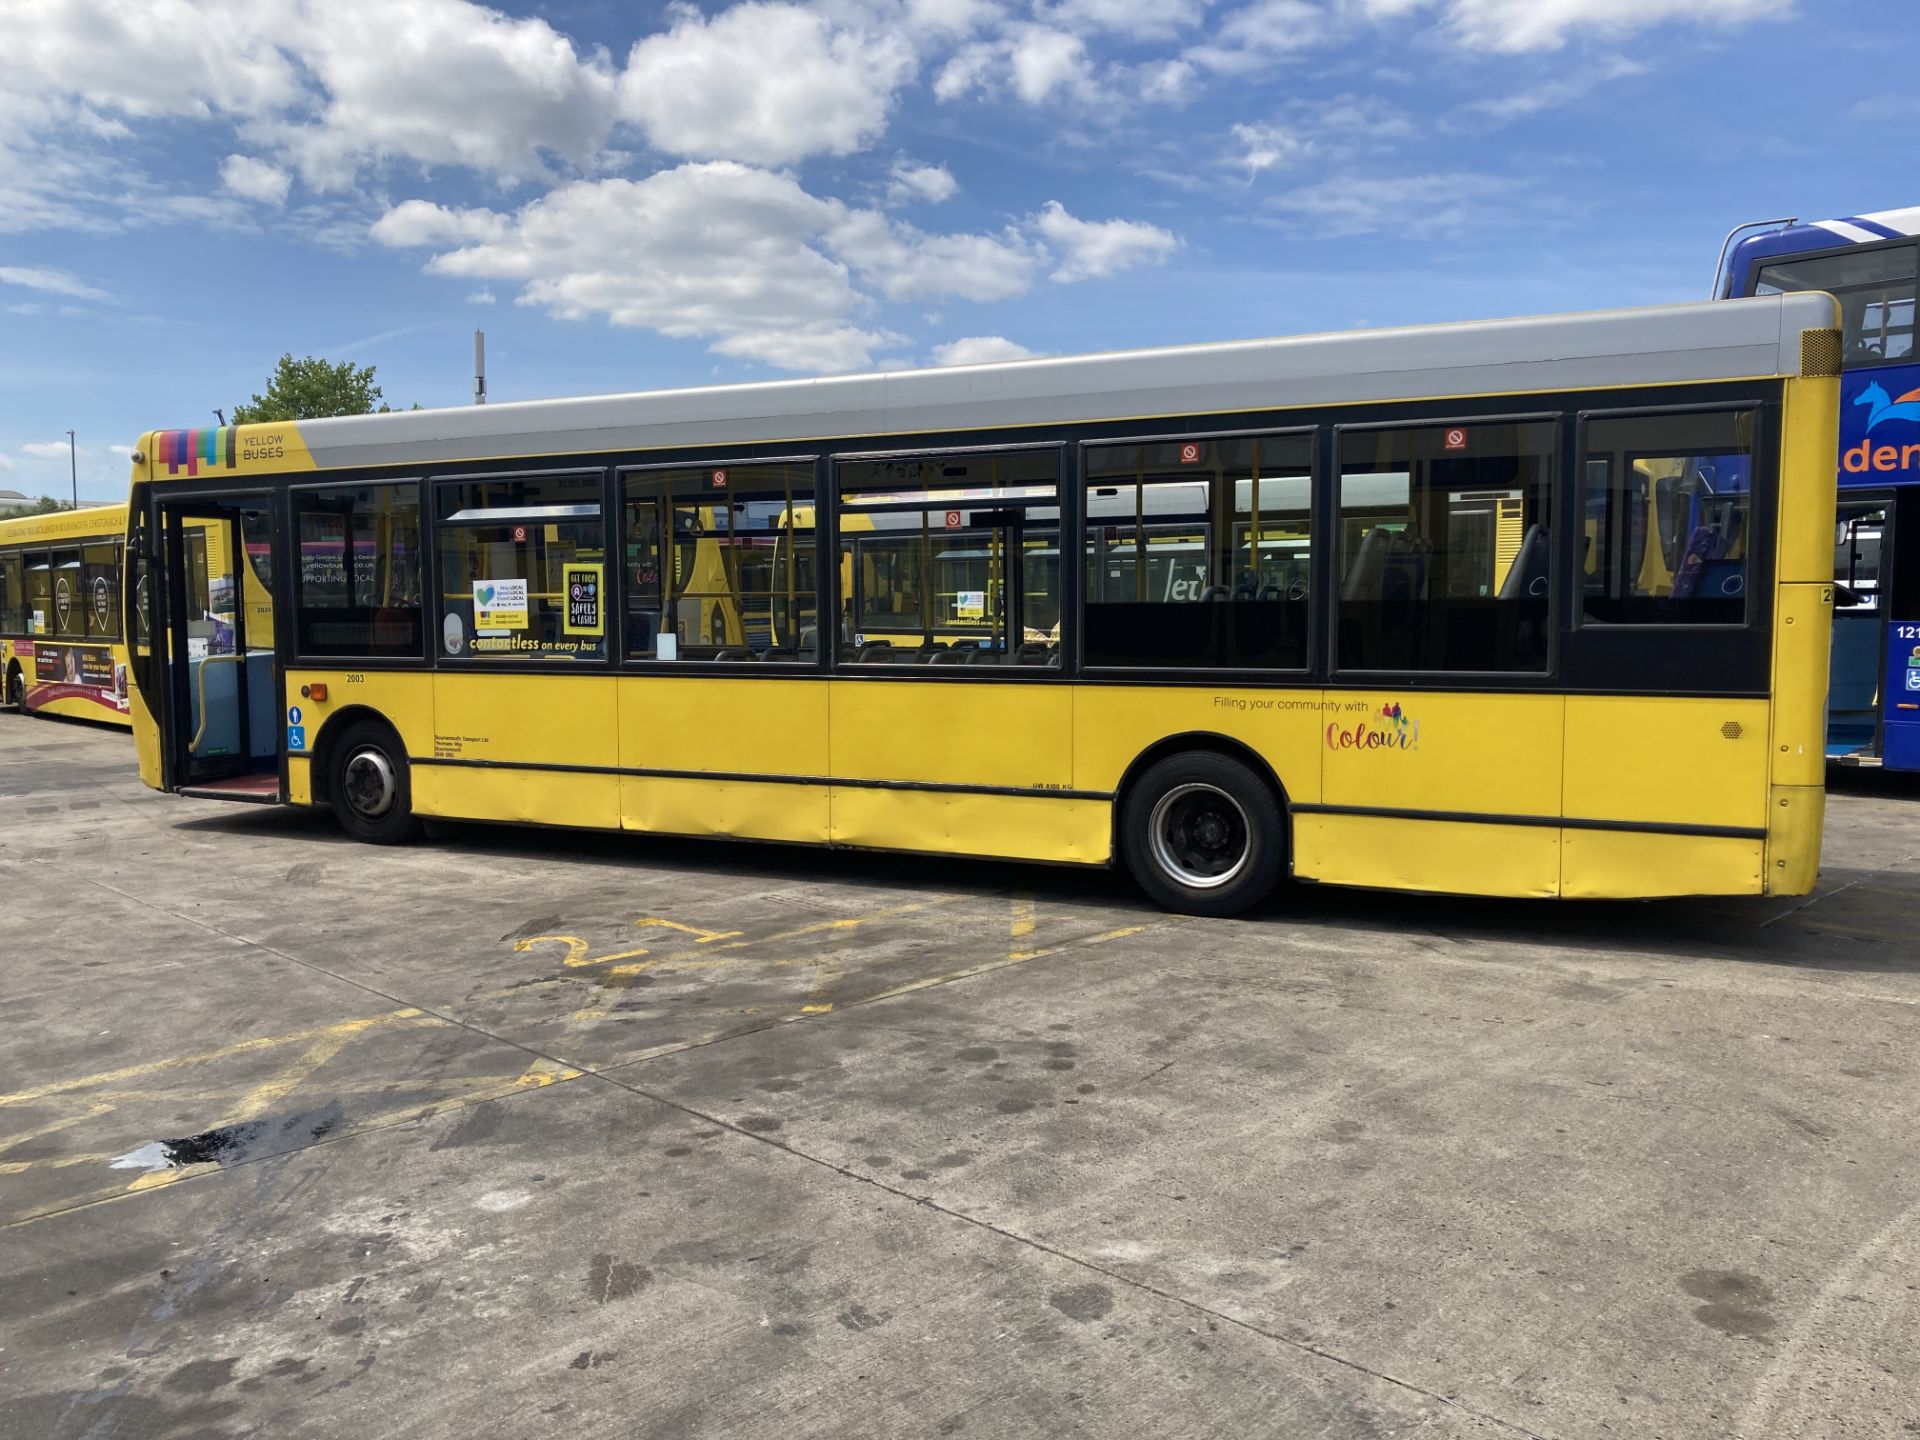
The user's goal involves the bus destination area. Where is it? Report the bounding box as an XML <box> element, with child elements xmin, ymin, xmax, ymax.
<box><xmin>4</xmin><ymin>714</ymin><xmax>1918</xmax><ymax>1440</ymax></box>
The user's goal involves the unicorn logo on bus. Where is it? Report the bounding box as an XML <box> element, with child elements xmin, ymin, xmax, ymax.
<box><xmin>1854</xmin><ymin>380</ymin><xmax>1920</xmax><ymax>433</ymax></box>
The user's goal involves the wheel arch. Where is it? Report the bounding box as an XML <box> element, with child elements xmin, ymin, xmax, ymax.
<box><xmin>306</xmin><ymin>705</ymin><xmax>407</xmax><ymax>805</ymax></box>
<box><xmin>1110</xmin><ymin>730</ymin><xmax>1294</xmax><ymax>866</ymax></box>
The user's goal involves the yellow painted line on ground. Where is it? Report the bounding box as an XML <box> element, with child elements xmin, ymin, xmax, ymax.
<box><xmin>1010</xmin><ymin>894</ymin><xmax>1037</xmax><ymax>958</ymax></box>
<box><xmin>706</xmin><ymin>895</ymin><xmax>967</xmax><ymax>952</ymax></box>
<box><xmin>0</xmin><ymin>1102</ymin><xmax>116</xmax><ymax>1159</ymax></box>
<box><xmin>635</xmin><ymin>917</ymin><xmax>744</xmax><ymax>944</ymax></box>
<box><xmin>0</xmin><ymin>1008</ymin><xmax>426</xmax><ymax>1109</ymax></box>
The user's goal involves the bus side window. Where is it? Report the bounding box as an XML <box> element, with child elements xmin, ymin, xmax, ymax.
<box><xmin>1754</xmin><ymin>243</ymin><xmax>1917</xmax><ymax>366</ymax></box>
<box><xmin>292</xmin><ymin>483</ymin><xmax>424</xmax><ymax>657</ymax></box>
<box><xmin>621</xmin><ymin>462</ymin><xmax>817</xmax><ymax>663</ymax></box>
<box><xmin>84</xmin><ymin>541</ymin><xmax>121</xmax><ymax>641</ymax></box>
<box><xmin>435</xmin><ymin>473</ymin><xmax>604</xmax><ymax>662</ymax></box>
<box><xmin>1083</xmin><ymin>433</ymin><xmax>1312</xmax><ymax>670</ymax></box>
<box><xmin>1336</xmin><ymin>420</ymin><xmax>1555</xmax><ymax>672</ymax></box>
<box><xmin>0</xmin><ymin>551</ymin><xmax>21</xmax><ymax>634</ymax></box>
<box><xmin>835</xmin><ymin>450</ymin><xmax>1061</xmax><ymax>668</ymax></box>
<box><xmin>1579</xmin><ymin>409</ymin><xmax>1755</xmax><ymax>626</ymax></box>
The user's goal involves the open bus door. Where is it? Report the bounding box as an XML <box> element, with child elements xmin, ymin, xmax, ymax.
<box><xmin>157</xmin><ymin>494</ymin><xmax>284</xmax><ymax>801</ymax></box>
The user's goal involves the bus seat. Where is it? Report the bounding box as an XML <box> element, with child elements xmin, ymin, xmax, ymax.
<box><xmin>929</xmin><ymin>646</ymin><xmax>970</xmax><ymax>664</ymax></box>
<box><xmin>1696</xmin><ymin>561</ymin><xmax>1744</xmax><ymax>598</ymax></box>
<box><xmin>1498</xmin><ymin>523</ymin><xmax>1549</xmax><ymax>601</ymax></box>
<box><xmin>1013</xmin><ymin>641</ymin><xmax>1051</xmax><ymax>665</ymax></box>
<box><xmin>713</xmin><ymin>648</ymin><xmax>752</xmax><ymax>661</ymax></box>
<box><xmin>855</xmin><ymin>641</ymin><xmax>897</xmax><ymax>662</ymax></box>
<box><xmin>1198</xmin><ymin>584</ymin><xmax>1230</xmax><ymax>602</ymax></box>
<box><xmin>1342</xmin><ymin>528</ymin><xmax>1391</xmax><ymax>600</ymax></box>
<box><xmin>797</xmin><ymin>625</ymin><xmax>818</xmax><ymax>659</ymax></box>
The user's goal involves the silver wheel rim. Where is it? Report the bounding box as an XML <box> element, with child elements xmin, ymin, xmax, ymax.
<box><xmin>1148</xmin><ymin>783</ymin><xmax>1251</xmax><ymax>890</ymax></box>
<box><xmin>342</xmin><ymin>747</ymin><xmax>398</xmax><ymax>820</ymax></box>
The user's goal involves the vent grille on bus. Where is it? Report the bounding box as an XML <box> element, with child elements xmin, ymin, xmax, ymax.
<box><xmin>1800</xmin><ymin>328</ymin><xmax>1842</xmax><ymax>378</ymax></box>
<box><xmin>1721</xmin><ymin>720</ymin><xmax>1744</xmax><ymax>740</ymax></box>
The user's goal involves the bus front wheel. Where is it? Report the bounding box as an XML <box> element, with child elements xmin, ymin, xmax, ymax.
<box><xmin>329</xmin><ymin>720</ymin><xmax>423</xmax><ymax>845</ymax></box>
<box><xmin>1120</xmin><ymin>752</ymin><xmax>1281</xmax><ymax>917</ymax></box>
<box><xmin>7</xmin><ymin>664</ymin><xmax>27</xmax><ymax>713</ymax></box>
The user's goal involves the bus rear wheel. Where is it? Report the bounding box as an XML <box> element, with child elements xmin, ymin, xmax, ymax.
<box><xmin>7</xmin><ymin>664</ymin><xmax>28</xmax><ymax>713</ymax></box>
<box><xmin>329</xmin><ymin>720</ymin><xmax>422</xmax><ymax>845</ymax></box>
<box><xmin>1120</xmin><ymin>752</ymin><xmax>1282</xmax><ymax>917</ymax></box>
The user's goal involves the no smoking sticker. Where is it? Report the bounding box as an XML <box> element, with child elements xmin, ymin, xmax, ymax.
<box><xmin>1444</xmin><ymin>428</ymin><xmax>1467</xmax><ymax>450</ymax></box>
<box><xmin>1179</xmin><ymin>443</ymin><xmax>1201</xmax><ymax>465</ymax></box>
<box><xmin>945</xmin><ymin>510</ymin><xmax>962</xmax><ymax>529</ymax></box>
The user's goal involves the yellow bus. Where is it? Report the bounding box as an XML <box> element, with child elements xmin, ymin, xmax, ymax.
<box><xmin>1</xmin><ymin>504</ymin><xmax>134</xmax><ymax>725</ymax></box>
<box><xmin>119</xmin><ymin>296</ymin><xmax>1840</xmax><ymax>914</ymax></box>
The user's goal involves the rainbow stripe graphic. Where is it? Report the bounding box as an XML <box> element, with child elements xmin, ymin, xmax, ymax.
<box><xmin>156</xmin><ymin>426</ymin><xmax>239</xmax><ymax>476</ymax></box>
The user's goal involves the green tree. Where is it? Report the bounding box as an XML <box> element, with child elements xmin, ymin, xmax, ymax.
<box><xmin>230</xmin><ymin>354</ymin><xmax>403</xmax><ymax>424</ymax></box>
<box><xmin>0</xmin><ymin>495</ymin><xmax>71</xmax><ymax>517</ymax></box>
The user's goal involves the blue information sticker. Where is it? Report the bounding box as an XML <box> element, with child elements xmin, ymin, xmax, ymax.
<box><xmin>287</xmin><ymin>726</ymin><xmax>307</xmax><ymax>751</ymax></box>
<box><xmin>289</xmin><ymin>705</ymin><xmax>304</xmax><ymax>725</ymax></box>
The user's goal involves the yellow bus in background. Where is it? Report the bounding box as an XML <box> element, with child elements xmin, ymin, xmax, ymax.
<box><xmin>1</xmin><ymin>504</ymin><xmax>134</xmax><ymax>725</ymax></box>
<box><xmin>120</xmin><ymin>296</ymin><xmax>1840</xmax><ymax>914</ymax></box>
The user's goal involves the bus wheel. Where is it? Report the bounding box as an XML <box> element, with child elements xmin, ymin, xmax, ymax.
<box><xmin>329</xmin><ymin>720</ymin><xmax>422</xmax><ymax>845</ymax></box>
<box><xmin>7</xmin><ymin>664</ymin><xmax>28</xmax><ymax>713</ymax></box>
<box><xmin>1120</xmin><ymin>752</ymin><xmax>1281</xmax><ymax>917</ymax></box>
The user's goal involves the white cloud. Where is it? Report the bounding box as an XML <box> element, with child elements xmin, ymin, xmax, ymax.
<box><xmin>1038</xmin><ymin>0</ymin><xmax>1210</xmax><ymax>38</ymax></box>
<box><xmin>1188</xmin><ymin>0</ymin><xmax>1325</xmax><ymax>73</ymax></box>
<box><xmin>620</xmin><ymin>3</ymin><xmax>915</xmax><ymax>166</ymax></box>
<box><xmin>0</xmin><ymin>454</ymin><xmax>15</xmax><ymax>471</ymax></box>
<box><xmin>22</xmin><ymin>442</ymin><xmax>73</xmax><ymax>459</ymax></box>
<box><xmin>829</xmin><ymin>209</ymin><xmax>1039</xmax><ymax>302</ymax></box>
<box><xmin>467</xmin><ymin>289</ymin><xmax>496</xmax><ymax>304</ymax></box>
<box><xmin>888</xmin><ymin>157</ymin><xmax>959</xmax><ymax>205</ymax></box>
<box><xmin>1008</xmin><ymin>25</ymin><xmax>1093</xmax><ymax>103</ymax></box>
<box><xmin>372</xmin><ymin>163</ymin><xmax>1027</xmax><ymax>372</ymax></box>
<box><xmin>1429</xmin><ymin>0</ymin><xmax>1791</xmax><ymax>52</ymax></box>
<box><xmin>369</xmin><ymin>199</ymin><xmax>510</xmax><ymax>248</ymax></box>
<box><xmin>931</xmin><ymin>335</ymin><xmax>1038</xmax><ymax>365</ymax></box>
<box><xmin>1267</xmin><ymin>171</ymin><xmax>1514</xmax><ymax>236</ymax></box>
<box><xmin>1030</xmin><ymin>201</ymin><xmax>1178</xmax><ymax>282</ymax></box>
<box><xmin>219</xmin><ymin>154</ymin><xmax>291</xmax><ymax>204</ymax></box>
<box><xmin>0</xmin><ymin>265</ymin><xmax>109</xmax><ymax>300</ymax></box>
<box><xmin>269</xmin><ymin>0</ymin><xmax>619</xmax><ymax>188</ymax></box>
<box><xmin>1230</xmin><ymin>122</ymin><xmax>1307</xmax><ymax>178</ymax></box>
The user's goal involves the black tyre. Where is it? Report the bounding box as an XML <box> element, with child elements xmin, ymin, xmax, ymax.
<box><xmin>1120</xmin><ymin>751</ymin><xmax>1283</xmax><ymax>917</ymax></box>
<box><xmin>328</xmin><ymin>720</ymin><xmax>422</xmax><ymax>844</ymax></box>
<box><xmin>8</xmin><ymin>664</ymin><xmax>30</xmax><ymax>713</ymax></box>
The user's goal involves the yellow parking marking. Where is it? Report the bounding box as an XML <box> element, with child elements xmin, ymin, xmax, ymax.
<box><xmin>635</xmin><ymin>917</ymin><xmax>743</xmax><ymax>944</ymax></box>
<box><xmin>0</xmin><ymin>1103</ymin><xmax>116</xmax><ymax>1159</ymax></box>
<box><xmin>0</xmin><ymin>1008</ymin><xmax>424</xmax><ymax>1110</ymax></box>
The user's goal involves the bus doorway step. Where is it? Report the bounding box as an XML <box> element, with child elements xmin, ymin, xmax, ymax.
<box><xmin>176</xmin><ymin>775</ymin><xmax>284</xmax><ymax>804</ymax></box>
<box><xmin>1827</xmin><ymin>751</ymin><xmax>1881</xmax><ymax>768</ymax></box>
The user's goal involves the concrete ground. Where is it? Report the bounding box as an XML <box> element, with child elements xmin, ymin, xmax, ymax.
<box><xmin>2</xmin><ymin>716</ymin><xmax>1918</xmax><ymax>1440</ymax></box>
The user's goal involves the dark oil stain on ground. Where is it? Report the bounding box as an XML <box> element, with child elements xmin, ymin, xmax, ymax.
<box><xmin>155</xmin><ymin>1102</ymin><xmax>345</xmax><ymax>1169</ymax></box>
<box><xmin>1050</xmin><ymin>1284</ymin><xmax>1115</xmax><ymax>1322</ymax></box>
<box><xmin>586</xmin><ymin>1254</ymin><xmax>651</xmax><ymax>1304</ymax></box>
<box><xmin>162</xmin><ymin>1357</ymin><xmax>239</xmax><ymax>1394</ymax></box>
<box><xmin>1680</xmin><ymin>1270</ymin><xmax>1778</xmax><ymax>1340</ymax></box>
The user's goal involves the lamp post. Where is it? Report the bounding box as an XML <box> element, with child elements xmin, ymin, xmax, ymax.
<box><xmin>66</xmin><ymin>429</ymin><xmax>76</xmax><ymax>510</ymax></box>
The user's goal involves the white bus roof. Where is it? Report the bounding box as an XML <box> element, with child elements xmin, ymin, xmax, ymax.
<box><xmin>137</xmin><ymin>294</ymin><xmax>1836</xmax><ymax>480</ymax></box>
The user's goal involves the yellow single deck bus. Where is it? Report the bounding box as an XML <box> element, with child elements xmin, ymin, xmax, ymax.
<box><xmin>2</xmin><ymin>504</ymin><xmax>134</xmax><ymax>725</ymax></box>
<box><xmin>120</xmin><ymin>296</ymin><xmax>1840</xmax><ymax>914</ymax></box>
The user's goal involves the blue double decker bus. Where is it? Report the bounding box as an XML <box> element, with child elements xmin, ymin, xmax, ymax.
<box><xmin>1721</xmin><ymin>206</ymin><xmax>1920</xmax><ymax>770</ymax></box>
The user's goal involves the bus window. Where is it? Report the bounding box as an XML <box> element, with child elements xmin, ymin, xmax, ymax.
<box><xmin>291</xmin><ymin>483</ymin><xmax>424</xmax><ymax>657</ymax></box>
<box><xmin>622</xmin><ymin>462</ymin><xmax>816</xmax><ymax>662</ymax></box>
<box><xmin>1084</xmin><ymin>433</ymin><xmax>1311</xmax><ymax>669</ymax></box>
<box><xmin>53</xmin><ymin>548</ymin><xmax>85</xmax><ymax>638</ymax></box>
<box><xmin>0</xmin><ymin>552</ymin><xmax>22</xmax><ymax>634</ymax></box>
<box><xmin>1755</xmin><ymin>242</ymin><xmax>1916</xmax><ymax>366</ymax></box>
<box><xmin>436</xmin><ymin>473</ymin><xmax>605</xmax><ymax>661</ymax></box>
<box><xmin>83</xmin><ymin>542</ymin><xmax>120</xmax><ymax>641</ymax></box>
<box><xmin>1580</xmin><ymin>409</ymin><xmax>1755</xmax><ymax>625</ymax></box>
<box><xmin>26</xmin><ymin>553</ymin><xmax>52</xmax><ymax>635</ymax></box>
<box><xmin>1337</xmin><ymin>420</ymin><xmax>1554</xmax><ymax>672</ymax></box>
<box><xmin>836</xmin><ymin>449</ymin><xmax>1060</xmax><ymax>667</ymax></box>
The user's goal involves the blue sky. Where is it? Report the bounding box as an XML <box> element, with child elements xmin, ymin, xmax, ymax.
<box><xmin>1</xmin><ymin>0</ymin><xmax>1915</xmax><ymax>502</ymax></box>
